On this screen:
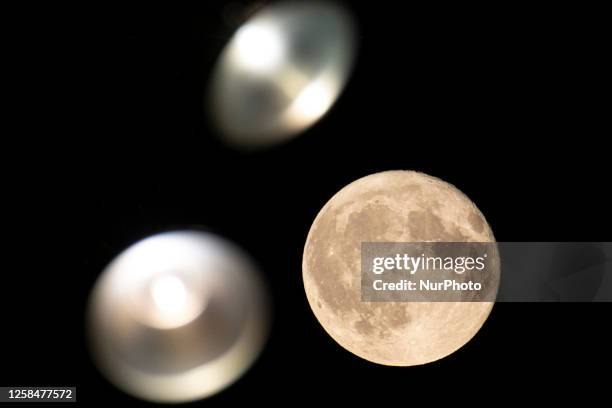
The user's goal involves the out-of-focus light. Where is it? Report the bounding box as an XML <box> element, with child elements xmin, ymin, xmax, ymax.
<box><xmin>234</xmin><ymin>22</ymin><xmax>285</xmax><ymax>73</ymax></box>
<box><xmin>150</xmin><ymin>275</ymin><xmax>189</xmax><ymax>320</ymax></box>
<box><xmin>209</xmin><ymin>1</ymin><xmax>357</xmax><ymax>149</ymax></box>
<box><xmin>286</xmin><ymin>76</ymin><xmax>335</xmax><ymax>124</ymax></box>
<box><xmin>87</xmin><ymin>231</ymin><xmax>270</xmax><ymax>403</ymax></box>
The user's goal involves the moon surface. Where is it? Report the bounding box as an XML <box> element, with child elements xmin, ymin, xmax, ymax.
<box><xmin>302</xmin><ymin>171</ymin><xmax>499</xmax><ymax>366</ymax></box>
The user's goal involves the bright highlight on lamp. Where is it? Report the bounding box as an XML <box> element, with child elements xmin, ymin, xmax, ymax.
<box><xmin>150</xmin><ymin>275</ymin><xmax>188</xmax><ymax>316</ymax></box>
<box><xmin>234</xmin><ymin>22</ymin><xmax>285</xmax><ymax>72</ymax></box>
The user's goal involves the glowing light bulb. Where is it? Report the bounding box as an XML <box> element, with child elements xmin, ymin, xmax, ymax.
<box><xmin>234</xmin><ymin>22</ymin><xmax>284</xmax><ymax>72</ymax></box>
<box><xmin>151</xmin><ymin>275</ymin><xmax>188</xmax><ymax>316</ymax></box>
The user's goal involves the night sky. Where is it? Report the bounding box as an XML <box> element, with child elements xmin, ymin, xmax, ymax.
<box><xmin>2</xmin><ymin>1</ymin><xmax>609</xmax><ymax>405</ymax></box>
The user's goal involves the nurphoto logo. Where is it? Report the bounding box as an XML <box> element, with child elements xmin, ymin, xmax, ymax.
<box><xmin>361</xmin><ymin>242</ymin><xmax>500</xmax><ymax>302</ymax></box>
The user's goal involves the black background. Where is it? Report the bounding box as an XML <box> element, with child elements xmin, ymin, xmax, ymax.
<box><xmin>3</xmin><ymin>1</ymin><xmax>610</xmax><ymax>405</ymax></box>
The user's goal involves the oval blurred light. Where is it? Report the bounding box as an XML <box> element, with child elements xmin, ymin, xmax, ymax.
<box><xmin>209</xmin><ymin>1</ymin><xmax>357</xmax><ymax>149</ymax></box>
<box><xmin>88</xmin><ymin>231</ymin><xmax>270</xmax><ymax>403</ymax></box>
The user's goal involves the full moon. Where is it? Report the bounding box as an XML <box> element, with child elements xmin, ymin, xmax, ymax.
<box><xmin>302</xmin><ymin>171</ymin><xmax>499</xmax><ymax>366</ymax></box>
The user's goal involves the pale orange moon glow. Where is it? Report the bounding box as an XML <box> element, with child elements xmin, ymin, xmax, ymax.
<box><xmin>302</xmin><ymin>171</ymin><xmax>499</xmax><ymax>366</ymax></box>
